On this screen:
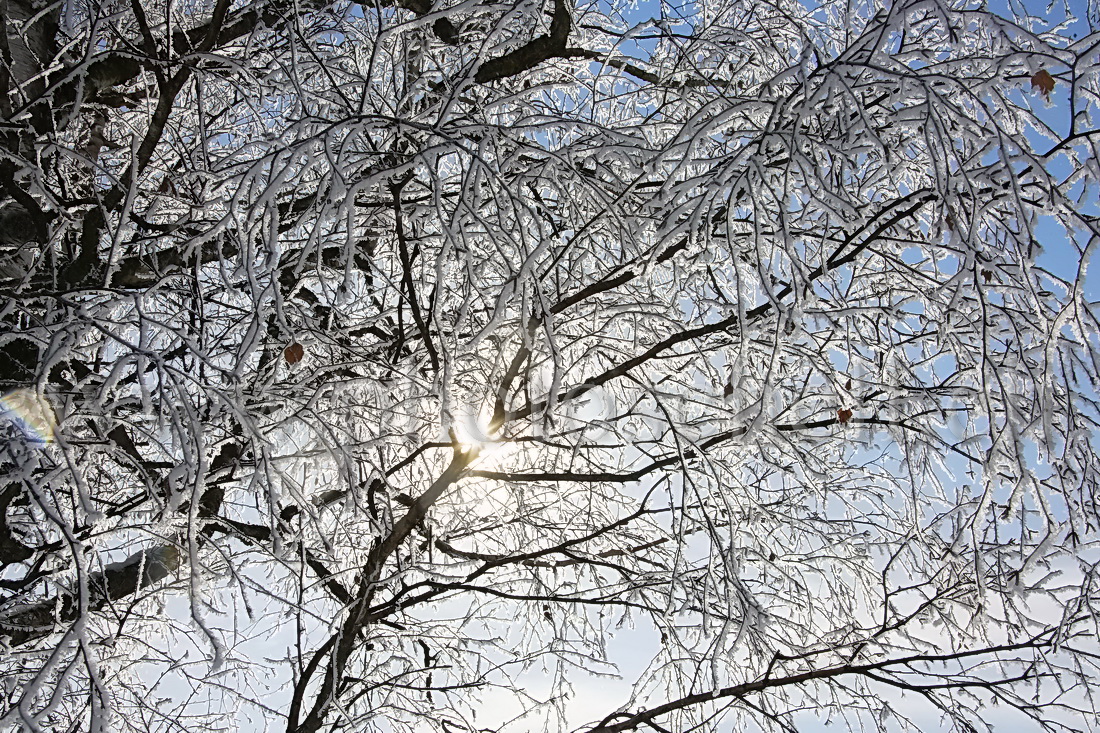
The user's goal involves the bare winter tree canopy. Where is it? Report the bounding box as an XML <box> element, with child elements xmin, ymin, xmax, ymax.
<box><xmin>2</xmin><ymin>0</ymin><xmax>1100</xmax><ymax>729</ymax></box>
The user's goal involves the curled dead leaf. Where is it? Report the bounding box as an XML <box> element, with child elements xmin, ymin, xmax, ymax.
<box><xmin>837</xmin><ymin>408</ymin><xmax>853</xmax><ymax>424</ymax></box>
<box><xmin>284</xmin><ymin>342</ymin><xmax>305</xmax><ymax>364</ymax></box>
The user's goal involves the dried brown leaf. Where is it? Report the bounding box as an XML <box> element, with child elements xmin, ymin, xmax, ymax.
<box><xmin>1032</xmin><ymin>69</ymin><xmax>1055</xmax><ymax>98</ymax></box>
<box><xmin>285</xmin><ymin>342</ymin><xmax>305</xmax><ymax>364</ymax></box>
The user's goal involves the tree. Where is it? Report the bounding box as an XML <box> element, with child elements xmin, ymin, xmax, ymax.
<box><xmin>1</xmin><ymin>0</ymin><xmax>1099</xmax><ymax>728</ymax></box>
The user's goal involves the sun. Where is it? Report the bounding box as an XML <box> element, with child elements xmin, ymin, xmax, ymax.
<box><xmin>451</xmin><ymin>410</ymin><xmax>518</xmax><ymax>469</ymax></box>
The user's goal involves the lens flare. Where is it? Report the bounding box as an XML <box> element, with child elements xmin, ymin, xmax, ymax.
<box><xmin>0</xmin><ymin>389</ymin><xmax>57</xmax><ymax>445</ymax></box>
<box><xmin>452</xmin><ymin>411</ymin><xmax>494</xmax><ymax>451</ymax></box>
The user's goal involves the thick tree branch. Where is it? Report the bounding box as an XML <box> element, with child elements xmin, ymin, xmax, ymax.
<box><xmin>474</xmin><ymin>0</ymin><xmax>572</xmax><ymax>83</ymax></box>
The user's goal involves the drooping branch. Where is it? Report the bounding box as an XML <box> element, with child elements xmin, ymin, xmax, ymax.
<box><xmin>587</xmin><ymin>634</ymin><xmax>1062</xmax><ymax>732</ymax></box>
<box><xmin>0</xmin><ymin>441</ymin><xmax>241</xmax><ymax>647</ymax></box>
<box><xmin>505</xmin><ymin>189</ymin><xmax>938</xmax><ymax>423</ymax></box>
